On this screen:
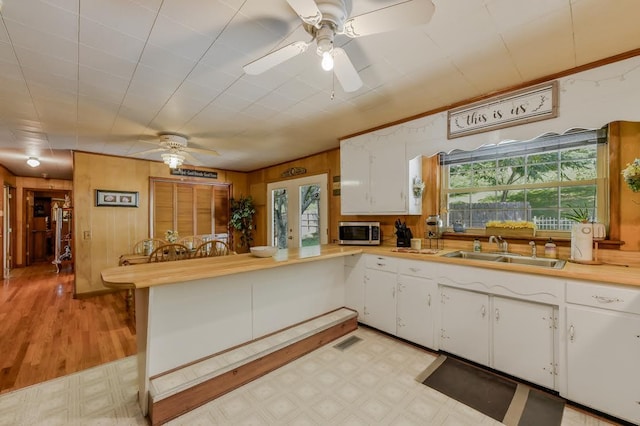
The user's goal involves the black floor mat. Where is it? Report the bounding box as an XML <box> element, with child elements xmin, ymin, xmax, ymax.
<box><xmin>518</xmin><ymin>388</ymin><xmax>565</xmax><ymax>426</ymax></box>
<box><xmin>422</xmin><ymin>356</ymin><xmax>517</xmax><ymax>421</ymax></box>
<box><xmin>418</xmin><ymin>356</ymin><xmax>564</xmax><ymax>426</ymax></box>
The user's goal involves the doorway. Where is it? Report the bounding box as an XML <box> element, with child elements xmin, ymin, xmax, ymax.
<box><xmin>25</xmin><ymin>190</ymin><xmax>70</xmax><ymax>265</ymax></box>
<box><xmin>267</xmin><ymin>174</ymin><xmax>328</xmax><ymax>249</ymax></box>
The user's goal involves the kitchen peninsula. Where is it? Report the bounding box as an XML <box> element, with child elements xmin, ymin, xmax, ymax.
<box><xmin>101</xmin><ymin>245</ymin><xmax>363</xmax><ymax>419</ymax></box>
<box><xmin>102</xmin><ymin>244</ymin><xmax>640</xmax><ymax>424</ymax></box>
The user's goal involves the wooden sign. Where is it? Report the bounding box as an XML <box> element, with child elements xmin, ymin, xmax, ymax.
<box><xmin>281</xmin><ymin>167</ymin><xmax>306</xmax><ymax>178</ymax></box>
<box><xmin>170</xmin><ymin>168</ymin><xmax>218</xmax><ymax>179</ymax></box>
<box><xmin>448</xmin><ymin>81</ymin><xmax>558</xmax><ymax>139</ymax></box>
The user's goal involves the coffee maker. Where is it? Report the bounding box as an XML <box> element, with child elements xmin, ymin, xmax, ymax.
<box><xmin>425</xmin><ymin>215</ymin><xmax>444</xmax><ymax>249</ymax></box>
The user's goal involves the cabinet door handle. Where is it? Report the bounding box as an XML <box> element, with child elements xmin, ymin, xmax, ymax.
<box><xmin>495</xmin><ymin>308</ymin><xmax>500</xmax><ymax>321</ymax></box>
<box><xmin>427</xmin><ymin>293</ymin><xmax>431</xmax><ymax>307</ymax></box>
<box><xmin>592</xmin><ymin>295</ymin><xmax>623</xmax><ymax>304</ymax></box>
<box><xmin>392</xmin><ymin>287</ymin><xmax>396</xmax><ymax>298</ymax></box>
<box><xmin>569</xmin><ymin>324</ymin><xmax>575</xmax><ymax>342</ymax></box>
<box><xmin>481</xmin><ymin>305</ymin><xmax>486</xmax><ymax>318</ymax></box>
<box><xmin>409</xmin><ymin>267</ymin><xmax>419</xmax><ymax>273</ymax></box>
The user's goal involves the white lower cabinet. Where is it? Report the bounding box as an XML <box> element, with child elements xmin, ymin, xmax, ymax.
<box><xmin>492</xmin><ymin>296</ymin><xmax>556</xmax><ymax>389</ymax></box>
<box><xmin>440</xmin><ymin>286</ymin><xmax>490</xmax><ymax>366</ymax></box>
<box><xmin>566</xmin><ymin>280</ymin><xmax>640</xmax><ymax>424</ymax></box>
<box><xmin>397</xmin><ymin>274</ymin><xmax>437</xmax><ymax>348</ymax></box>
<box><xmin>363</xmin><ymin>267</ymin><xmax>397</xmax><ymax>335</ymax></box>
<box><xmin>440</xmin><ymin>286</ymin><xmax>556</xmax><ymax>388</ymax></box>
<box><xmin>357</xmin><ymin>255</ymin><xmax>438</xmax><ymax>349</ymax></box>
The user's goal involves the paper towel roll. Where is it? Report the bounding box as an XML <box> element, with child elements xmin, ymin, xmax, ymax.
<box><xmin>571</xmin><ymin>223</ymin><xmax>593</xmax><ymax>261</ymax></box>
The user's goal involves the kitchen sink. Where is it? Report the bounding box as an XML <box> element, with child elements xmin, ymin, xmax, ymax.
<box><xmin>497</xmin><ymin>256</ymin><xmax>565</xmax><ymax>268</ymax></box>
<box><xmin>442</xmin><ymin>250</ymin><xmax>566</xmax><ymax>269</ymax></box>
<box><xmin>442</xmin><ymin>251</ymin><xmax>504</xmax><ymax>261</ymax></box>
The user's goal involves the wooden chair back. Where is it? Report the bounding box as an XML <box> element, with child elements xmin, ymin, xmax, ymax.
<box><xmin>147</xmin><ymin>243</ymin><xmax>191</xmax><ymax>262</ymax></box>
<box><xmin>177</xmin><ymin>235</ymin><xmax>203</xmax><ymax>251</ymax></box>
<box><xmin>132</xmin><ymin>238</ymin><xmax>167</xmax><ymax>255</ymax></box>
<box><xmin>192</xmin><ymin>240</ymin><xmax>233</xmax><ymax>258</ymax></box>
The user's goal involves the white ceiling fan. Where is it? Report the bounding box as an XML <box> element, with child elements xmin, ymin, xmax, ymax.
<box><xmin>131</xmin><ymin>132</ymin><xmax>220</xmax><ymax>169</ymax></box>
<box><xmin>243</xmin><ymin>0</ymin><xmax>436</xmax><ymax>92</ymax></box>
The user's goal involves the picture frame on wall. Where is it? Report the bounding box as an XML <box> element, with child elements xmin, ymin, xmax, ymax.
<box><xmin>95</xmin><ymin>190</ymin><xmax>139</xmax><ymax>207</ymax></box>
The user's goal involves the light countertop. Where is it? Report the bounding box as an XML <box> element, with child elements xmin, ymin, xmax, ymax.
<box><xmin>101</xmin><ymin>245</ymin><xmax>363</xmax><ymax>289</ymax></box>
<box><xmin>101</xmin><ymin>244</ymin><xmax>640</xmax><ymax>290</ymax></box>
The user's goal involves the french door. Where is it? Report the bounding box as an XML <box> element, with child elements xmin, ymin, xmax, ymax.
<box><xmin>267</xmin><ymin>174</ymin><xmax>328</xmax><ymax>249</ymax></box>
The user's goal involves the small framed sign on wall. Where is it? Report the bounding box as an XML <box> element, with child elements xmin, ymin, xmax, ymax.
<box><xmin>447</xmin><ymin>81</ymin><xmax>558</xmax><ymax>139</ymax></box>
<box><xmin>95</xmin><ymin>190</ymin><xmax>139</xmax><ymax>207</ymax></box>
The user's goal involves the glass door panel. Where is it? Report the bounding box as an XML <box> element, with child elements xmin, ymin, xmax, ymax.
<box><xmin>268</xmin><ymin>174</ymin><xmax>328</xmax><ymax>249</ymax></box>
<box><xmin>272</xmin><ymin>188</ymin><xmax>288</xmax><ymax>248</ymax></box>
<box><xmin>300</xmin><ymin>184</ymin><xmax>320</xmax><ymax>247</ymax></box>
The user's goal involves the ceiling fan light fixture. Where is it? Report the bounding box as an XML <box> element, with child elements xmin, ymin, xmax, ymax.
<box><xmin>316</xmin><ymin>24</ymin><xmax>335</xmax><ymax>72</ymax></box>
<box><xmin>162</xmin><ymin>152</ymin><xmax>185</xmax><ymax>169</ymax></box>
<box><xmin>27</xmin><ymin>157</ymin><xmax>40</xmax><ymax>167</ymax></box>
<box><xmin>321</xmin><ymin>51</ymin><xmax>334</xmax><ymax>71</ymax></box>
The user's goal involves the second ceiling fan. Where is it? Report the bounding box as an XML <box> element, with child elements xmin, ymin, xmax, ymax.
<box><xmin>243</xmin><ymin>0</ymin><xmax>436</xmax><ymax>92</ymax></box>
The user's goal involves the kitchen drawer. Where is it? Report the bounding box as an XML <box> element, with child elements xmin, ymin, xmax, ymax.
<box><xmin>365</xmin><ymin>255</ymin><xmax>398</xmax><ymax>273</ymax></box>
<box><xmin>566</xmin><ymin>280</ymin><xmax>640</xmax><ymax>315</ymax></box>
<box><xmin>398</xmin><ymin>259</ymin><xmax>433</xmax><ymax>279</ymax></box>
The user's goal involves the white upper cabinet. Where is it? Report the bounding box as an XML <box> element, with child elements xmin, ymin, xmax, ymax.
<box><xmin>340</xmin><ymin>136</ymin><xmax>421</xmax><ymax>215</ymax></box>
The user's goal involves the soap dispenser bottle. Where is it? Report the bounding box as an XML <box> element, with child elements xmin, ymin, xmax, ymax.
<box><xmin>544</xmin><ymin>238</ymin><xmax>557</xmax><ymax>259</ymax></box>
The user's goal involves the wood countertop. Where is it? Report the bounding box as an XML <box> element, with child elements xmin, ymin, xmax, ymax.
<box><xmin>101</xmin><ymin>245</ymin><xmax>363</xmax><ymax>289</ymax></box>
<box><xmin>365</xmin><ymin>246</ymin><xmax>640</xmax><ymax>288</ymax></box>
<box><xmin>102</xmin><ymin>244</ymin><xmax>640</xmax><ymax>290</ymax></box>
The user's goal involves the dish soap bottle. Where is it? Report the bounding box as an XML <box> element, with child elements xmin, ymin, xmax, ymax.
<box><xmin>473</xmin><ymin>239</ymin><xmax>482</xmax><ymax>252</ymax></box>
<box><xmin>544</xmin><ymin>238</ymin><xmax>557</xmax><ymax>258</ymax></box>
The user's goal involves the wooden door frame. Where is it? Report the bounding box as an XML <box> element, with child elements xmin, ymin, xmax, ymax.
<box><xmin>23</xmin><ymin>189</ymin><xmax>71</xmax><ymax>266</ymax></box>
<box><xmin>2</xmin><ymin>185</ymin><xmax>17</xmax><ymax>277</ymax></box>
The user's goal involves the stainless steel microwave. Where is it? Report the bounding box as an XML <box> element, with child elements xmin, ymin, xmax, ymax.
<box><xmin>338</xmin><ymin>221</ymin><xmax>381</xmax><ymax>245</ymax></box>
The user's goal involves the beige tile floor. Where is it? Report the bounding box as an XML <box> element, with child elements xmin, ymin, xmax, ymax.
<box><xmin>0</xmin><ymin>326</ymin><xmax>620</xmax><ymax>425</ymax></box>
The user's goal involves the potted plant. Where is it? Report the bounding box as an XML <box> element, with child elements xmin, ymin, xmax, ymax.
<box><xmin>230</xmin><ymin>195</ymin><xmax>256</xmax><ymax>252</ymax></box>
<box><xmin>622</xmin><ymin>158</ymin><xmax>640</xmax><ymax>192</ymax></box>
<box><xmin>563</xmin><ymin>205</ymin><xmax>591</xmax><ymax>223</ymax></box>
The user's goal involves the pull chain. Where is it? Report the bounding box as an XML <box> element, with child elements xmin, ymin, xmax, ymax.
<box><xmin>331</xmin><ymin>69</ymin><xmax>335</xmax><ymax>100</ymax></box>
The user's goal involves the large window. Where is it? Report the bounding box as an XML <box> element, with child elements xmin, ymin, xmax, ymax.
<box><xmin>441</xmin><ymin>129</ymin><xmax>608</xmax><ymax>233</ymax></box>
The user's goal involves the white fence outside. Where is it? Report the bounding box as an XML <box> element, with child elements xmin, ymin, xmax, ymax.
<box><xmin>533</xmin><ymin>216</ymin><xmax>574</xmax><ymax>231</ymax></box>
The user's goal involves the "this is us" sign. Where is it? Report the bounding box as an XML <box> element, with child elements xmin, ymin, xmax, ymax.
<box><xmin>447</xmin><ymin>81</ymin><xmax>558</xmax><ymax>139</ymax></box>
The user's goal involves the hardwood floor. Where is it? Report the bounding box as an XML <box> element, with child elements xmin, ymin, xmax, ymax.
<box><xmin>0</xmin><ymin>262</ymin><xmax>136</xmax><ymax>394</ymax></box>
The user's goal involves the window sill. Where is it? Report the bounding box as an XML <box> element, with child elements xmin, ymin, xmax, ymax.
<box><xmin>442</xmin><ymin>232</ymin><xmax>624</xmax><ymax>249</ymax></box>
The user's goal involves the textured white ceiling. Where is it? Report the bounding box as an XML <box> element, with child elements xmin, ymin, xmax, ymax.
<box><xmin>0</xmin><ymin>0</ymin><xmax>639</xmax><ymax>179</ymax></box>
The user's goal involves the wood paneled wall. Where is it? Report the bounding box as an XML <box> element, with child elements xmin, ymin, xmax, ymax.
<box><xmin>0</xmin><ymin>165</ymin><xmax>17</xmax><ymax>271</ymax></box>
<box><xmin>618</xmin><ymin>121</ymin><xmax>640</xmax><ymax>251</ymax></box>
<box><xmin>247</xmin><ymin>150</ymin><xmax>437</xmax><ymax>246</ymax></box>
<box><xmin>73</xmin><ymin>152</ymin><xmax>247</xmax><ymax>295</ymax></box>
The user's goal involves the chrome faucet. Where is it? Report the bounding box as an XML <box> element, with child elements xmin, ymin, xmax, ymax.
<box><xmin>489</xmin><ymin>235</ymin><xmax>509</xmax><ymax>253</ymax></box>
<box><xmin>488</xmin><ymin>235</ymin><xmax>498</xmax><ymax>249</ymax></box>
<box><xmin>529</xmin><ymin>241</ymin><xmax>537</xmax><ymax>258</ymax></box>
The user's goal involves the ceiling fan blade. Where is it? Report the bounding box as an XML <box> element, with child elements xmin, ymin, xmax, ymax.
<box><xmin>243</xmin><ymin>41</ymin><xmax>310</xmax><ymax>75</ymax></box>
<box><xmin>130</xmin><ymin>148</ymin><xmax>164</xmax><ymax>156</ymax></box>
<box><xmin>342</xmin><ymin>0</ymin><xmax>435</xmax><ymax>38</ymax></box>
<box><xmin>333</xmin><ymin>48</ymin><xmax>363</xmax><ymax>93</ymax></box>
<box><xmin>182</xmin><ymin>152</ymin><xmax>203</xmax><ymax>167</ymax></box>
<box><xmin>185</xmin><ymin>147</ymin><xmax>220</xmax><ymax>157</ymax></box>
<box><xmin>286</xmin><ymin>0</ymin><xmax>322</xmax><ymax>27</ymax></box>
